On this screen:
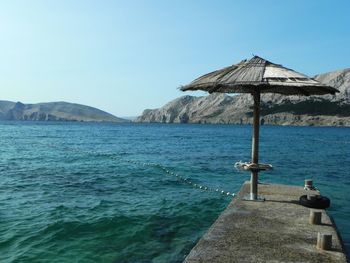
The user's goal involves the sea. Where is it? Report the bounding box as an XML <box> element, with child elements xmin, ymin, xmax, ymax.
<box><xmin>0</xmin><ymin>122</ymin><xmax>349</xmax><ymax>263</ymax></box>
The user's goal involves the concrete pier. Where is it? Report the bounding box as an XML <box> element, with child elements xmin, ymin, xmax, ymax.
<box><xmin>184</xmin><ymin>182</ymin><xmax>347</xmax><ymax>263</ymax></box>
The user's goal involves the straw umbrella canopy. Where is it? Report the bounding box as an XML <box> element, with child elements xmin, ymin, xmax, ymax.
<box><xmin>181</xmin><ymin>56</ymin><xmax>338</xmax><ymax>200</ymax></box>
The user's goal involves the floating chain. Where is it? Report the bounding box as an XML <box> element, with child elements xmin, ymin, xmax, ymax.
<box><xmin>45</xmin><ymin>143</ymin><xmax>235</xmax><ymax>198</ymax></box>
<box><xmin>125</xmin><ymin>159</ymin><xmax>235</xmax><ymax>197</ymax></box>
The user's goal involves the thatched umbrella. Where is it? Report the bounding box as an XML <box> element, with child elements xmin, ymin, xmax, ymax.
<box><xmin>181</xmin><ymin>56</ymin><xmax>338</xmax><ymax>200</ymax></box>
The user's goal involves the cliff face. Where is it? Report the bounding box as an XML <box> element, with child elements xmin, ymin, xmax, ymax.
<box><xmin>0</xmin><ymin>101</ymin><xmax>128</xmax><ymax>123</ymax></box>
<box><xmin>136</xmin><ymin>69</ymin><xmax>350</xmax><ymax>126</ymax></box>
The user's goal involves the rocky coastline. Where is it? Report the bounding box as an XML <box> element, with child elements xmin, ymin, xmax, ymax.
<box><xmin>136</xmin><ymin>69</ymin><xmax>350</xmax><ymax>126</ymax></box>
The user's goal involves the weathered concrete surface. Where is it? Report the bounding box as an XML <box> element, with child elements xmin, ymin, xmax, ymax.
<box><xmin>184</xmin><ymin>182</ymin><xmax>347</xmax><ymax>263</ymax></box>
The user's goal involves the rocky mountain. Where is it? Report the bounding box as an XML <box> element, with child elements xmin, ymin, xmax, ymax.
<box><xmin>0</xmin><ymin>101</ymin><xmax>128</xmax><ymax>123</ymax></box>
<box><xmin>136</xmin><ymin>69</ymin><xmax>350</xmax><ymax>126</ymax></box>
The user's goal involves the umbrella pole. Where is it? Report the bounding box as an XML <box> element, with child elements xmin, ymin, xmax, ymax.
<box><xmin>250</xmin><ymin>90</ymin><xmax>260</xmax><ymax>200</ymax></box>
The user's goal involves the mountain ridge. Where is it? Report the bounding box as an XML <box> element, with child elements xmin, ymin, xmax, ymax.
<box><xmin>0</xmin><ymin>100</ymin><xmax>128</xmax><ymax>123</ymax></box>
<box><xmin>136</xmin><ymin>68</ymin><xmax>350</xmax><ymax>126</ymax></box>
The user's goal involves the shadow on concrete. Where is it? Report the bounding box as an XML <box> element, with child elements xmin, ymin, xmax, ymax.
<box><xmin>265</xmin><ymin>199</ymin><xmax>300</xmax><ymax>205</ymax></box>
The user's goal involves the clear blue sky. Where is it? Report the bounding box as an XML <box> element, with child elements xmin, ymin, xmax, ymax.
<box><xmin>1</xmin><ymin>0</ymin><xmax>349</xmax><ymax>116</ymax></box>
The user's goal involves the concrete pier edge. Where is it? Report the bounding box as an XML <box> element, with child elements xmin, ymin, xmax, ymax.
<box><xmin>184</xmin><ymin>182</ymin><xmax>347</xmax><ymax>263</ymax></box>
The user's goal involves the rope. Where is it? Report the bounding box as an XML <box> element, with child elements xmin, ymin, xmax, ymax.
<box><xmin>44</xmin><ymin>143</ymin><xmax>236</xmax><ymax>198</ymax></box>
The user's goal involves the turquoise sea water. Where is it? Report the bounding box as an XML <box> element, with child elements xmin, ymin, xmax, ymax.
<box><xmin>0</xmin><ymin>122</ymin><xmax>349</xmax><ymax>262</ymax></box>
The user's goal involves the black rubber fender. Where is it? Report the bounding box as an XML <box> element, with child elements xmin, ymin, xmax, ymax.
<box><xmin>299</xmin><ymin>195</ymin><xmax>330</xmax><ymax>209</ymax></box>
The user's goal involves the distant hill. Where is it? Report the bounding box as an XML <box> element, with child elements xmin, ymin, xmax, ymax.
<box><xmin>121</xmin><ymin>116</ymin><xmax>138</xmax><ymax>121</ymax></box>
<box><xmin>0</xmin><ymin>101</ymin><xmax>128</xmax><ymax>123</ymax></box>
<box><xmin>136</xmin><ymin>68</ymin><xmax>350</xmax><ymax>126</ymax></box>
